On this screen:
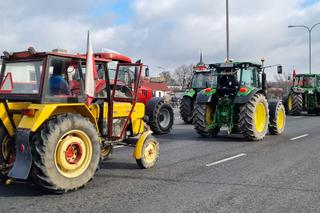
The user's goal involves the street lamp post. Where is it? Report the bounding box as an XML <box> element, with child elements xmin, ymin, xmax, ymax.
<box><xmin>226</xmin><ymin>0</ymin><xmax>230</xmax><ymax>62</ymax></box>
<box><xmin>288</xmin><ymin>23</ymin><xmax>320</xmax><ymax>74</ymax></box>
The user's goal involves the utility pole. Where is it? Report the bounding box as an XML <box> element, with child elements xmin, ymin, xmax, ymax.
<box><xmin>226</xmin><ymin>0</ymin><xmax>230</xmax><ymax>63</ymax></box>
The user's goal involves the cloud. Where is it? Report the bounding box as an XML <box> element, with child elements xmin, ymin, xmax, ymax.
<box><xmin>0</xmin><ymin>0</ymin><xmax>319</xmax><ymax>76</ymax></box>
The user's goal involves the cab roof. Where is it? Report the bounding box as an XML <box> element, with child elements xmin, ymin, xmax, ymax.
<box><xmin>2</xmin><ymin>50</ymin><xmax>112</xmax><ymax>63</ymax></box>
<box><xmin>210</xmin><ymin>61</ymin><xmax>262</xmax><ymax>68</ymax></box>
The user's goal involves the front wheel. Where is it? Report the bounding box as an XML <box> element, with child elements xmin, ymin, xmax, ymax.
<box><xmin>239</xmin><ymin>93</ymin><xmax>269</xmax><ymax>141</ymax></box>
<box><xmin>180</xmin><ymin>96</ymin><xmax>194</xmax><ymax>124</ymax></box>
<box><xmin>136</xmin><ymin>135</ymin><xmax>160</xmax><ymax>169</ymax></box>
<box><xmin>31</xmin><ymin>114</ymin><xmax>100</xmax><ymax>193</ymax></box>
<box><xmin>269</xmin><ymin>101</ymin><xmax>286</xmax><ymax>135</ymax></box>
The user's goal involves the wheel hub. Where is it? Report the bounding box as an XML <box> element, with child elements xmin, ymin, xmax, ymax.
<box><xmin>55</xmin><ymin>130</ymin><xmax>92</xmax><ymax>178</ymax></box>
<box><xmin>159</xmin><ymin>108</ymin><xmax>170</xmax><ymax>129</ymax></box>
<box><xmin>65</xmin><ymin>142</ymin><xmax>83</xmax><ymax>164</ymax></box>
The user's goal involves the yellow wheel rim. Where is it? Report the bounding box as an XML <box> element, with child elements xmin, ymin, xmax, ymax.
<box><xmin>1</xmin><ymin>136</ymin><xmax>10</xmax><ymax>161</ymax></box>
<box><xmin>205</xmin><ymin>105</ymin><xmax>214</xmax><ymax>125</ymax></box>
<box><xmin>277</xmin><ymin>108</ymin><xmax>285</xmax><ymax>130</ymax></box>
<box><xmin>143</xmin><ymin>140</ymin><xmax>157</xmax><ymax>164</ymax></box>
<box><xmin>254</xmin><ymin>102</ymin><xmax>267</xmax><ymax>133</ymax></box>
<box><xmin>54</xmin><ymin>130</ymin><xmax>92</xmax><ymax>178</ymax></box>
<box><xmin>101</xmin><ymin>144</ymin><xmax>112</xmax><ymax>158</ymax></box>
<box><xmin>288</xmin><ymin>95</ymin><xmax>292</xmax><ymax>111</ymax></box>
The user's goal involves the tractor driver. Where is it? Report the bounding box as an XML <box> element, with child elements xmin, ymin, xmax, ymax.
<box><xmin>49</xmin><ymin>60</ymin><xmax>71</xmax><ymax>95</ymax></box>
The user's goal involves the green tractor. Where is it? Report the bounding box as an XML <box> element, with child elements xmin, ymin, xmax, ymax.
<box><xmin>285</xmin><ymin>74</ymin><xmax>320</xmax><ymax>115</ymax></box>
<box><xmin>180</xmin><ymin>54</ymin><xmax>216</xmax><ymax>123</ymax></box>
<box><xmin>193</xmin><ymin>61</ymin><xmax>286</xmax><ymax>141</ymax></box>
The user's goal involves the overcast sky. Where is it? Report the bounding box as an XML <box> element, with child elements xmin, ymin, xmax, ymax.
<box><xmin>0</xmin><ymin>0</ymin><xmax>319</xmax><ymax>76</ymax></box>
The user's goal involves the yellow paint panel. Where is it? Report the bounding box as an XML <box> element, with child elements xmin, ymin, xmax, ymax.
<box><xmin>18</xmin><ymin>103</ymin><xmax>98</xmax><ymax>132</ymax></box>
<box><xmin>0</xmin><ymin>103</ymin><xmax>14</xmax><ymax>136</ymax></box>
<box><xmin>133</xmin><ymin>130</ymin><xmax>153</xmax><ymax>160</ymax></box>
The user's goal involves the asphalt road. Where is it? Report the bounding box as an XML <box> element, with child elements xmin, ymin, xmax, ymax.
<box><xmin>1</xmin><ymin>111</ymin><xmax>320</xmax><ymax>213</ymax></box>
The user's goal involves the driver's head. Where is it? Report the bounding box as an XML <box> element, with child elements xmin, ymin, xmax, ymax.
<box><xmin>52</xmin><ymin>60</ymin><xmax>63</xmax><ymax>75</ymax></box>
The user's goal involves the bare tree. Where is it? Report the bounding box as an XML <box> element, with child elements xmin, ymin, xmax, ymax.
<box><xmin>159</xmin><ymin>71</ymin><xmax>176</xmax><ymax>85</ymax></box>
<box><xmin>174</xmin><ymin>64</ymin><xmax>194</xmax><ymax>89</ymax></box>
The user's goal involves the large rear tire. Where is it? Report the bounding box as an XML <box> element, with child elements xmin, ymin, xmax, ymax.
<box><xmin>193</xmin><ymin>104</ymin><xmax>219</xmax><ymax>137</ymax></box>
<box><xmin>289</xmin><ymin>93</ymin><xmax>303</xmax><ymax>115</ymax></box>
<box><xmin>180</xmin><ymin>96</ymin><xmax>194</xmax><ymax>124</ymax></box>
<box><xmin>31</xmin><ymin>114</ymin><xmax>100</xmax><ymax>193</ymax></box>
<box><xmin>239</xmin><ymin>93</ymin><xmax>269</xmax><ymax>141</ymax></box>
<box><xmin>269</xmin><ymin>101</ymin><xmax>286</xmax><ymax>135</ymax></box>
<box><xmin>146</xmin><ymin>98</ymin><xmax>174</xmax><ymax>135</ymax></box>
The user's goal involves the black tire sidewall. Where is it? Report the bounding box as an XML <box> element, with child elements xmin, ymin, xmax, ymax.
<box><xmin>157</xmin><ymin>103</ymin><xmax>174</xmax><ymax>132</ymax></box>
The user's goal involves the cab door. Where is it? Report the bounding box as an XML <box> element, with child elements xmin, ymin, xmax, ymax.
<box><xmin>107</xmin><ymin>63</ymin><xmax>143</xmax><ymax>140</ymax></box>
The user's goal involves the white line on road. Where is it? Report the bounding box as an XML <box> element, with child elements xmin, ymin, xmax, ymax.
<box><xmin>290</xmin><ymin>134</ymin><xmax>309</xmax><ymax>141</ymax></box>
<box><xmin>206</xmin><ymin>153</ymin><xmax>247</xmax><ymax>167</ymax></box>
<box><xmin>294</xmin><ymin>116</ymin><xmax>303</xmax><ymax>119</ymax></box>
<box><xmin>114</xmin><ymin>145</ymin><xmax>125</xmax><ymax>149</ymax></box>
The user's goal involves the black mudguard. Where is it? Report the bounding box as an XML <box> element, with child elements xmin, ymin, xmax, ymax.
<box><xmin>8</xmin><ymin>129</ymin><xmax>32</xmax><ymax>180</ymax></box>
<box><xmin>234</xmin><ymin>88</ymin><xmax>261</xmax><ymax>104</ymax></box>
<box><xmin>196</xmin><ymin>93</ymin><xmax>214</xmax><ymax>104</ymax></box>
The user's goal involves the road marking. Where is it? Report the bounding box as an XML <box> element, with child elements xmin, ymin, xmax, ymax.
<box><xmin>206</xmin><ymin>153</ymin><xmax>247</xmax><ymax>167</ymax></box>
<box><xmin>294</xmin><ymin>116</ymin><xmax>303</xmax><ymax>119</ymax></box>
<box><xmin>114</xmin><ymin>145</ymin><xmax>125</xmax><ymax>149</ymax></box>
<box><xmin>290</xmin><ymin>134</ymin><xmax>309</xmax><ymax>141</ymax></box>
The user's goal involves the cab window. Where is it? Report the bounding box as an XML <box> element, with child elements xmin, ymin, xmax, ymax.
<box><xmin>46</xmin><ymin>57</ymin><xmax>83</xmax><ymax>98</ymax></box>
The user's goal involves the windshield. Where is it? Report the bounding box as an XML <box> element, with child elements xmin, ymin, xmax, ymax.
<box><xmin>303</xmin><ymin>77</ymin><xmax>315</xmax><ymax>87</ymax></box>
<box><xmin>0</xmin><ymin>60</ymin><xmax>43</xmax><ymax>94</ymax></box>
<box><xmin>191</xmin><ymin>72</ymin><xmax>217</xmax><ymax>89</ymax></box>
<box><xmin>294</xmin><ymin>76</ymin><xmax>315</xmax><ymax>87</ymax></box>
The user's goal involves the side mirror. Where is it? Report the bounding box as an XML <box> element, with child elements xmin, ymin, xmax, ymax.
<box><xmin>277</xmin><ymin>65</ymin><xmax>283</xmax><ymax>74</ymax></box>
<box><xmin>145</xmin><ymin>67</ymin><xmax>149</xmax><ymax>77</ymax></box>
<box><xmin>287</xmin><ymin>76</ymin><xmax>291</xmax><ymax>81</ymax></box>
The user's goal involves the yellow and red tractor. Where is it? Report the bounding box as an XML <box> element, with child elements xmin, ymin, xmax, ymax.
<box><xmin>0</xmin><ymin>47</ymin><xmax>160</xmax><ymax>193</ymax></box>
<box><xmin>93</xmin><ymin>52</ymin><xmax>174</xmax><ymax>135</ymax></box>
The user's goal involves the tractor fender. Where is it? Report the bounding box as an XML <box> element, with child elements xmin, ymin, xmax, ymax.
<box><xmin>184</xmin><ymin>89</ymin><xmax>197</xmax><ymax>99</ymax></box>
<box><xmin>234</xmin><ymin>89</ymin><xmax>262</xmax><ymax>104</ymax></box>
<box><xmin>133</xmin><ymin>130</ymin><xmax>153</xmax><ymax>160</ymax></box>
<box><xmin>195</xmin><ymin>92</ymin><xmax>214</xmax><ymax>104</ymax></box>
<box><xmin>8</xmin><ymin>129</ymin><xmax>32</xmax><ymax>179</ymax></box>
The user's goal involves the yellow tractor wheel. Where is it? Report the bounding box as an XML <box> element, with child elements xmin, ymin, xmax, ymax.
<box><xmin>240</xmin><ymin>93</ymin><xmax>269</xmax><ymax>141</ymax></box>
<box><xmin>193</xmin><ymin>104</ymin><xmax>220</xmax><ymax>137</ymax></box>
<box><xmin>100</xmin><ymin>144</ymin><xmax>113</xmax><ymax>160</ymax></box>
<box><xmin>31</xmin><ymin>114</ymin><xmax>100</xmax><ymax>193</ymax></box>
<box><xmin>0</xmin><ymin>123</ymin><xmax>13</xmax><ymax>165</ymax></box>
<box><xmin>287</xmin><ymin>95</ymin><xmax>293</xmax><ymax>112</ymax></box>
<box><xmin>269</xmin><ymin>102</ymin><xmax>286</xmax><ymax>135</ymax></box>
<box><xmin>136</xmin><ymin>135</ymin><xmax>159</xmax><ymax>169</ymax></box>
